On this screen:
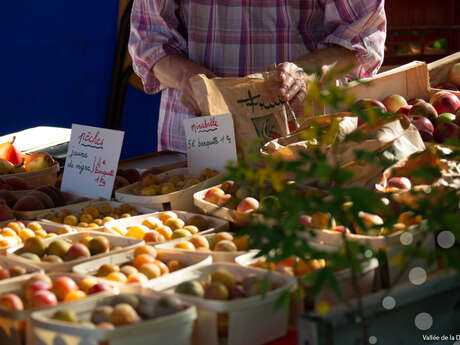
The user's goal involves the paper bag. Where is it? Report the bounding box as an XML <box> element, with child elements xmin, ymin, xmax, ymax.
<box><xmin>190</xmin><ymin>72</ymin><xmax>297</xmax><ymax>156</ymax></box>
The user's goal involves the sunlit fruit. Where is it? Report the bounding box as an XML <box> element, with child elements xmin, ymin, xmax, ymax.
<box><xmin>164</xmin><ymin>218</ymin><xmax>185</xmax><ymax>230</ymax></box>
<box><xmin>96</xmin><ymin>264</ymin><xmax>120</xmax><ymax>277</ymax></box>
<box><xmin>387</xmin><ymin>177</ymin><xmax>412</xmax><ymax>190</ymax></box>
<box><xmin>204</xmin><ymin>187</ymin><xmax>225</xmax><ymax>204</ymax></box>
<box><xmin>175</xmin><ymin>280</ymin><xmax>205</xmax><ymax>297</ymax></box>
<box><xmin>0</xmin><ymin>293</ymin><xmax>24</xmax><ymax>311</ymax></box>
<box><xmin>110</xmin><ymin>303</ymin><xmax>141</xmax><ymax>326</ymax></box>
<box><xmin>185</xmin><ymin>215</ymin><xmax>208</xmax><ymax>231</ymax></box>
<box><xmin>64</xmin><ymin>243</ymin><xmax>90</xmax><ymax>261</ymax></box>
<box><xmin>430</xmin><ymin>91</ymin><xmax>460</xmax><ymax>115</ymax></box>
<box><xmin>190</xmin><ymin>235</ymin><xmax>209</xmax><ymax>249</ymax></box>
<box><xmin>31</xmin><ymin>290</ymin><xmax>58</xmax><ymax>308</ymax></box>
<box><xmin>236</xmin><ymin>197</ymin><xmax>259</xmax><ymax>213</ymax></box>
<box><xmin>106</xmin><ymin>272</ymin><xmax>128</xmax><ymax>283</ymax></box>
<box><xmin>171</xmin><ymin>229</ymin><xmax>192</xmax><ymax>239</ymax></box>
<box><xmin>211</xmin><ymin>269</ymin><xmax>235</xmax><ymax>289</ymax></box>
<box><xmin>52</xmin><ymin>276</ymin><xmax>78</xmax><ymax>300</ymax></box>
<box><xmin>205</xmin><ymin>282</ymin><xmax>229</xmax><ymax>300</ymax></box>
<box><xmin>22</xmin><ymin>236</ymin><xmax>47</xmax><ymax>257</ymax></box>
<box><xmin>143</xmin><ymin>231</ymin><xmax>165</xmax><ymax>243</ymax></box>
<box><xmin>133</xmin><ymin>254</ymin><xmax>155</xmax><ymax>270</ymax></box>
<box><xmin>382</xmin><ymin>94</ymin><xmax>408</xmax><ymax>113</ymax></box>
<box><xmin>408</xmin><ymin>102</ymin><xmax>438</xmax><ymax>122</ymax></box>
<box><xmin>64</xmin><ymin>290</ymin><xmax>86</xmax><ymax>302</ymax></box>
<box><xmin>87</xmin><ymin>282</ymin><xmax>111</xmax><ymax>295</ymax></box>
<box><xmin>88</xmin><ymin>236</ymin><xmax>110</xmax><ymax>255</ymax></box>
<box><xmin>139</xmin><ymin>263</ymin><xmax>161</xmax><ymax>279</ymax></box>
<box><xmin>174</xmin><ymin>241</ymin><xmax>196</xmax><ymax>251</ymax></box>
<box><xmin>214</xmin><ymin>240</ymin><xmax>238</xmax><ymax>252</ymax></box>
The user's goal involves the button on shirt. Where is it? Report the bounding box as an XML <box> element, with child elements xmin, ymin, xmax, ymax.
<box><xmin>129</xmin><ymin>0</ymin><xmax>387</xmax><ymax>153</ymax></box>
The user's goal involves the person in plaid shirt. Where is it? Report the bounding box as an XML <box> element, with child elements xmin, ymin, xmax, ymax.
<box><xmin>129</xmin><ymin>0</ymin><xmax>386</xmax><ymax>153</ymax></box>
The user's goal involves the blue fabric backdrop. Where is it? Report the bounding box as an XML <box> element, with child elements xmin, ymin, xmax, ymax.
<box><xmin>0</xmin><ymin>0</ymin><xmax>159</xmax><ymax>158</ymax></box>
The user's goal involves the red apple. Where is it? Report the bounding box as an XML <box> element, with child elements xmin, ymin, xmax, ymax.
<box><xmin>382</xmin><ymin>94</ymin><xmax>408</xmax><ymax>113</ymax></box>
<box><xmin>419</xmin><ymin>130</ymin><xmax>434</xmax><ymax>142</ymax></box>
<box><xmin>52</xmin><ymin>276</ymin><xmax>78</xmax><ymax>301</ymax></box>
<box><xmin>434</xmin><ymin>122</ymin><xmax>460</xmax><ymax>143</ymax></box>
<box><xmin>397</xmin><ymin>105</ymin><xmax>412</xmax><ymax>115</ymax></box>
<box><xmin>31</xmin><ymin>290</ymin><xmax>58</xmax><ymax>308</ymax></box>
<box><xmin>0</xmin><ymin>293</ymin><xmax>24</xmax><ymax>311</ymax></box>
<box><xmin>387</xmin><ymin>177</ymin><xmax>412</xmax><ymax>190</ymax></box>
<box><xmin>448</xmin><ymin>62</ymin><xmax>460</xmax><ymax>86</ymax></box>
<box><xmin>87</xmin><ymin>282</ymin><xmax>111</xmax><ymax>295</ymax></box>
<box><xmin>236</xmin><ymin>197</ymin><xmax>259</xmax><ymax>213</ymax></box>
<box><xmin>410</xmin><ymin>116</ymin><xmax>434</xmax><ymax>134</ymax></box>
<box><xmin>408</xmin><ymin>102</ymin><xmax>438</xmax><ymax>123</ymax></box>
<box><xmin>430</xmin><ymin>91</ymin><xmax>460</xmax><ymax>115</ymax></box>
<box><xmin>25</xmin><ymin>280</ymin><xmax>51</xmax><ymax>301</ymax></box>
<box><xmin>407</xmin><ymin>98</ymin><xmax>425</xmax><ymax>106</ymax></box>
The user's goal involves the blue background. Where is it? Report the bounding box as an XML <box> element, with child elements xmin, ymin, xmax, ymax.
<box><xmin>0</xmin><ymin>0</ymin><xmax>159</xmax><ymax>158</ymax></box>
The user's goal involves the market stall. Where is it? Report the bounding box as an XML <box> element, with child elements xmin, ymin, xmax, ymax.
<box><xmin>0</xmin><ymin>54</ymin><xmax>459</xmax><ymax>345</ymax></box>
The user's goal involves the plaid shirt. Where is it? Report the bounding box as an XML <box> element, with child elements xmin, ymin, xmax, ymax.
<box><xmin>129</xmin><ymin>0</ymin><xmax>386</xmax><ymax>153</ymax></box>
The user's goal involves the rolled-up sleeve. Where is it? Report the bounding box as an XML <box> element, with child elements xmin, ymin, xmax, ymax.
<box><xmin>319</xmin><ymin>0</ymin><xmax>386</xmax><ymax>78</ymax></box>
<box><xmin>128</xmin><ymin>0</ymin><xmax>187</xmax><ymax>94</ymax></box>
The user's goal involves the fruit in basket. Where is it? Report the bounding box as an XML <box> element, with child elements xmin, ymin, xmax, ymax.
<box><xmin>0</xmin><ymin>190</ymin><xmax>17</xmax><ymax>208</ymax></box>
<box><xmin>133</xmin><ymin>254</ymin><xmax>156</xmax><ymax>270</ymax></box>
<box><xmin>204</xmin><ymin>187</ymin><xmax>225</xmax><ymax>204</ymax></box>
<box><xmin>88</xmin><ymin>236</ymin><xmax>110</xmax><ymax>255</ymax></box>
<box><xmin>430</xmin><ymin>91</ymin><xmax>460</xmax><ymax>115</ymax></box>
<box><xmin>0</xmin><ymin>293</ymin><xmax>24</xmax><ymax>311</ymax></box>
<box><xmin>91</xmin><ymin>306</ymin><xmax>114</xmax><ymax>324</ymax></box>
<box><xmin>438</xmin><ymin>112</ymin><xmax>457</xmax><ymax>123</ymax></box>
<box><xmin>52</xmin><ymin>309</ymin><xmax>78</xmax><ymax>323</ymax></box>
<box><xmin>382</xmin><ymin>94</ymin><xmax>408</xmax><ymax>113</ymax></box>
<box><xmin>126</xmin><ymin>225</ymin><xmax>149</xmax><ymax>240</ymax></box>
<box><xmin>139</xmin><ymin>263</ymin><xmax>161</xmax><ymax>279</ymax></box>
<box><xmin>28</xmin><ymin>190</ymin><xmax>55</xmax><ymax>209</ymax></box>
<box><xmin>213</xmin><ymin>232</ymin><xmax>234</xmax><ymax>245</ymax></box>
<box><xmin>434</xmin><ymin>121</ymin><xmax>460</xmax><ymax>142</ymax></box>
<box><xmin>134</xmin><ymin>245</ymin><xmax>157</xmax><ymax>258</ymax></box>
<box><xmin>110</xmin><ymin>304</ymin><xmax>141</xmax><ymax>326</ymax></box>
<box><xmin>164</xmin><ymin>217</ymin><xmax>185</xmax><ymax>230</ymax></box>
<box><xmin>106</xmin><ymin>272</ymin><xmax>128</xmax><ymax>283</ymax></box>
<box><xmin>46</xmin><ymin>239</ymin><xmax>71</xmax><ymax>258</ymax></box>
<box><xmin>88</xmin><ymin>282</ymin><xmax>112</xmax><ymax>295</ymax></box>
<box><xmin>31</xmin><ymin>289</ymin><xmax>58</xmax><ymax>308</ymax></box>
<box><xmin>142</xmin><ymin>217</ymin><xmax>162</xmax><ymax>230</ymax></box>
<box><xmin>143</xmin><ymin>231</ymin><xmax>166</xmax><ymax>242</ymax></box>
<box><xmin>0</xmin><ymin>268</ymin><xmax>10</xmax><ymax>280</ymax></box>
<box><xmin>23</xmin><ymin>152</ymin><xmax>55</xmax><ymax>172</ymax></box>
<box><xmin>410</xmin><ymin>116</ymin><xmax>435</xmax><ymax>139</ymax></box>
<box><xmin>175</xmin><ymin>280</ymin><xmax>205</xmax><ymax>297</ymax></box>
<box><xmin>96</xmin><ymin>264</ymin><xmax>120</xmax><ymax>277</ymax></box>
<box><xmin>9</xmin><ymin>266</ymin><xmax>27</xmax><ymax>277</ymax></box>
<box><xmin>190</xmin><ymin>235</ymin><xmax>210</xmax><ymax>249</ymax></box>
<box><xmin>63</xmin><ymin>242</ymin><xmax>91</xmax><ymax>261</ymax></box>
<box><xmin>408</xmin><ymin>101</ymin><xmax>438</xmax><ymax>123</ymax></box>
<box><xmin>36</xmin><ymin>186</ymin><xmax>65</xmax><ymax>207</ymax></box>
<box><xmin>214</xmin><ymin>240</ymin><xmax>238</xmax><ymax>252</ymax></box>
<box><xmin>387</xmin><ymin>177</ymin><xmax>412</xmax><ymax>190</ymax></box>
<box><xmin>52</xmin><ymin>276</ymin><xmax>78</xmax><ymax>300</ymax></box>
<box><xmin>448</xmin><ymin>63</ymin><xmax>460</xmax><ymax>86</ymax></box>
<box><xmin>211</xmin><ymin>269</ymin><xmax>236</xmax><ymax>289</ymax></box>
<box><xmin>171</xmin><ymin>229</ymin><xmax>192</xmax><ymax>239</ymax></box>
<box><xmin>174</xmin><ymin>241</ymin><xmax>196</xmax><ymax>251</ymax></box>
<box><xmin>205</xmin><ymin>282</ymin><xmax>229</xmax><ymax>300</ymax></box>
<box><xmin>0</xmin><ymin>200</ymin><xmax>14</xmax><ymax>221</ymax></box>
<box><xmin>22</xmin><ymin>236</ymin><xmax>47</xmax><ymax>256</ymax></box>
<box><xmin>0</xmin><ymin>137</ymin><xmax>23</xmax><ymax>165</ymax></box>
<box><xmin>397</xmin><ymin>104</ymin><xmax>412</xmax><ymax>115</ymax></box>
<box><xmin>42</xmin><ymin>255</ymin><xmax>63</xmax><ymax>263</ymax></box>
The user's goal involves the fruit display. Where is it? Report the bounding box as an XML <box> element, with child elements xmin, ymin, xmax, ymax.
<box><xmin>0</xmin><ymin>149</ymin><xmax>57</xmax><ymax>176</ymax></box>
<box><xmin>244</xmin><ymin>255</ymin><xmax>326</xmax><ymax>277</ymax></box>
<box><xmin>46</xmin><ymin>293</ymin><xmax>188</xmax><ymax>328</ymax></box>
<box><xmin>74</xmin><ymin>245</ymin><xmax>210</xmax><ymax>285</ymax></box>
<box><xmin>0</xmin><ymin>175</ymin><xmax>32</xmax><ymax>191</ymax></box>
<box><xmin>39</xmin><ymin>201</ymin><xmax>153</xmax><ymax>229</ymax></box>
<box><xmin>155</xmin><ymin>232</ymin><xmax>251</xmax><ymax>262</ymax></box>
<box><xmin>0</xmin><ymin>221</ymin><xmax>74</xmax><ymax>250</ymax></box>
<box><xmin>104</xmin><ymin>211</ymin><xmax>228</xmax><ymax>243</ymax></box>
<box><xmin>7</xmin><ymin>231</ymin><xmax>142</xmax><ymax>269</ymax></box>
<box><xmin>434</xmin><ymin>62</ymin><xmax>460</xmax><ymax>91</ymax></box>
<box><xmin>0</xmin><ymin>257</ymin><xmax>42</xmax><ymax>283</ymax></box>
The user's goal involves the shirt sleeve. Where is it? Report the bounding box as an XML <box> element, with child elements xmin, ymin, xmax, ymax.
<box><xmin>319</xmin><ymin>0</ymin><xmax>387</xmax><ymax>78</ymax></box>
<box><xmin>128</xmin><ymin>0</ymin><xmax>187</xmax><ymax>94</ymax></box>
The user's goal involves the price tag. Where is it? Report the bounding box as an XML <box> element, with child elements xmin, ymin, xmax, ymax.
<box><xmin>184</xmin><ymin>114</ymin><xmax>237</xmax><ymax>175</ymax></box>
<box><xmin>61</xmin><ymin>124</ymin><xmax>124</xmax><ymax>199</ymax></box>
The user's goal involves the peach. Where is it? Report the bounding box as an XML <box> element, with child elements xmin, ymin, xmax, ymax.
<box><xmin>106</xmin><ymin>272</ymin><xmax>128</xmax><ymax>283</ymax></box>
<box><xmin>64</xmin><ymin>290</ymin><xmax>86</xmax><ymax>302</ymax></box>
<box><xmin>143</xmin><ymin>231</ymin><xmax>166</xmax><ymax>243</ymax></box>
<box><xmin>217</xmin><ymin>194</ymin><xmax>233</xmax><ymax>206</ymax></box>
<box><xmin>174</xmin><ymin>241</ymin><xmax>196</xmax><ymax>251</ymax></box>
<box><xmin>133</xmin><ymin>254</ymin><xmax>155</xmax><ymax>270</ymax></box>
<box><xmin>164</xmin><ymin>218</ymin><xmax>185</xmax><ymax>230</ymax></box>
<box><xmin>154</xmin><ymin>260</ymin><xmax>170</xmax><ymax>275</ymax></box>
<box><xmin>213</xmin><ymin>232</ymin><xmax>233</xmax><ymax>245</ymax></box>
<box><xmin>175</xmin><ymin>281</ymin><xmax>205</xmax><ymax>297</ymax></box>
<box><xmin>139</xmin><ymin>263</ymin><xmax>161</xmax><ymax>279</ymax></box>
<box><xmin>9</xmin><ymin>266</ymin><xmax>27</xmax><ymax>277</ymax></box>
<box><xmin>236</xmin><ymin>197</ymin><xmax>259</xmax><ymax>213</ymax></box>
<box><xmin>52</xmin><ymin>276</ymin><xmax>78</xmax><ymax>301</ymax></box>
<box><xmin>46</xmin><ymin>239</ymin><xmax>71</xmax><ymax>258</ymax></box>
<box><xmin>140</xmin><ymin>185</ymin><xmax>160</xmax><ymax>196</ymax></box>
<box><xmin>79</xmin><ymin>277</ymin><xmax>98</xmax><ymax>293</ymax></box>
<box><xmin>31</xmin><ymin>290</ymin><xmax>58</xmax><ymax>308</ymax></box>
<box><xmin>64</xmin><ymin>243</ymin><xmax>90</xmax><ymax>261</ymax></box>
<box><xmin>26</xmin><ymin>280</ymin><xmax>50</xmax><ymax>301</ymax></box>
<box><xmin>87</xmin><ymin>282</ymin><xmax>111</xmax><ymax>295</ymax></box>
<box><xmin>190</xmin><ymin>235</ymin><xmax>210</xmax><ymax>249</ymax></box>
<box><xmin>408</xmin><ymin>102</ymin><xmax>438</xmax><ymax>123</ymax></box>
<box><xmin>134</xmin><ymin>245</ymin><xmax>157</xmax><ymax>258</ymax></box>
<box><xmin>204</xmin><ymin>187</ymin><xmax>225</xmax><ymax>204</ymax></box>
<box><xmin>0</xmin><ymin>293</ymin><xmax>24</xmax><ymax>311</ymax></box>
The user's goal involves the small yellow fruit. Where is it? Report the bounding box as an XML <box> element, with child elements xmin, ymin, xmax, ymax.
<box><xmin>98</xmin><ymin>203</ymin><xmax>113</xmax><ymax>215</ymax></box>
<box><xmin>80</xmin><ymin>214</ymin><xmax>93</xmax><ymax>223</ymax></box>
<box><xmin>84</xmin><ymin>207</ymin><xmax>100</xmax><ymax>218</ymax></box>
<box><xmin>27</xmin><ymin>222</ymin><xmax>43</xmax><ymax>232</ymax></box>
<box><xmin>35</xmin><ymin>229</ymin><xmax>48</xmax><ymax>238</ymax></box>
<box><xmin>94</xmin><ymin>219</ymin><xmax>103</xmax><ymax>226</ymax></box>
<box><xmin>102</xmin><ymin>217</ymin><xmax>115</xmax><ymax>224</ymax></box>
<box><xmin>142</xmin><ymin>217</ymin><xmax>161</xmax><ymax>230</ymax></box>
<box><xmin>63</xmin><ymin>215</ymin><xmax>79</xmax><ymax>226</ymax></box>
<box><xmin>120</xmin><ymin>213</ymin><xmax>131</xmax><ymax>218</ymax></box>
<box><xmin>111</xmin><ymin>226</ymin><xmax>126</xmax><ymax>236</ymax></box>
<box><xmin>158</xmin><ymin>211</ymin><xmax>177</xmax><ymax>223</ymax></box>
<box><xmin>77</xmin><ymin>222</ymin><xmax>89</xmax><ymax>228</ymax></box>
<box><xmin>183</xmin><ymin>225</ymin><xmax>199</xmax><ymax>234</ymax></box>
<box><xmin>18</xmin><ymin>228</ymin><xmax>35</xmax><ymax>241</ymax></box>
<box><xmin>58</xmin><ymin>225</ymin><xmax>74</xmax><ymax>234</ymax></box>
<box><xmin>126</xmin><ymin>225</ymin><xmax>149</xmax><ymax>240</ymax></box>
<box><xmin>88</xmin><ymin>223</ymin><xmax>99</xmax><ymax>228</ymax></box>
<box><xmin>174</xmin><ymin>241</ymin><xmax>196</xmax><ymax>251</ymax></box>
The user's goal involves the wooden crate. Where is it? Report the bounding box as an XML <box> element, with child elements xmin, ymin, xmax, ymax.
<box><xmin>427</xmin><ymin>52</ymin><xmax>460</xmax><ymax>95</ymax></box>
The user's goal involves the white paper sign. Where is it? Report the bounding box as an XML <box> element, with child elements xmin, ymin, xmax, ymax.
<box><xmin>61</xmin><ymin>124</ymin><xmax>124</xmax><ymax>199</ymax></box>
<box><xmin>184</xmin><ymin>114</ymin><xmax>237</xmax><ymax>175</ymax></box>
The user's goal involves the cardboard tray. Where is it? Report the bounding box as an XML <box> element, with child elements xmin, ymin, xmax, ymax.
<box><xmin>154</xmin><ymin>233</ymin><xmax>256</xmax><ymax>263</ymax></box>
<box><xmin>155</xmin><ymin>262</ymin><xmax>297</xmax><ymax>345</ymax></box>
<box><xmin>6</xmin><ymin>231</ymin><xmax>144</xmax><ymax>272</ymax></box>
<box><xmin>115</xmin><ymin>167</ymin><xmax>225</xmax><ymax>212</ymax></box>
<box><xmin>0</xmin><ymin>272</ymin><xmax>118</xmax><ymax>345</ymax></box>
<box><xmin>103</xmin><ymin>210</ymin><xmax>229</xmax><ymax>243</ymax></box>
<box><xmin>30</xmin><ymin>290</ymin><xmax>196</xmax><ymax>345</ymax></box>
<box><xmin>36</xmin><ymin>200</ymin><xmax>156</xmax><ymax>232</ymax></box>
<box><xmin>72</xmin><ymin>248</ymin><xmax>212</xmax><ymax>289</ymax></box>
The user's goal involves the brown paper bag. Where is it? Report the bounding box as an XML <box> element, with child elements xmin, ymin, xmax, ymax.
<box><xmin>190</xmin><ymin>72</ymin><xmax>297</xmax><ymax>156</ymax></box>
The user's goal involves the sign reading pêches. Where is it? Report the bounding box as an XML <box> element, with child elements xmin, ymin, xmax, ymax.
<box><xmin>61</xmin><ymin>124</ymin><xmax>124</xmax><ymax>199</ymax></box>
<box><xmin>184</xmin><ymin>114</ymin><xmax>237</xmax><ymax>175</ymax></box>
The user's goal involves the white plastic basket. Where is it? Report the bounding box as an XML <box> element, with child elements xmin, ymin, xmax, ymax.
<box><xmin>115</xmin><ymin>167</ymin><xmax>224</xmax><ymax>212</ymax></box>
<box><xmin>72</xmin><ymin>248</ymin><xmax>212</xmax><ymax>289</ymax></box>
<box><xmin>103</xmin><ymin>210</ymin><xmax>229</xmax><ymax>241</ymax></box>
<box><xmin>6</xmin><ymin>231</ymin><xmax>144</xmax><ymax>272</ymax></box>
<box><xmin>30</xmin><ymin>290</ymin><xmax>197</xmax><ymax>345</ymax></box>
<box><xmin>154</xmin><ymin>233</ymin><xmax>255</xmax><ymax>263</ymax></box>
<box><xmin>0</xmin><ymin>272</ymin><xmax>117</xmax><ymax>345</ymax></box>
<box><xmin>155</xmin><ymin>262</ymin><xmax>297</xmax><ymax>345</ymax></box>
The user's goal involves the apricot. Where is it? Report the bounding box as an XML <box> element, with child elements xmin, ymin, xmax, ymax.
<box><xmin>18</xmin><ymin>228</ymin><xmax>35</xmax><ymax>241</ymax></box>
<box><xmin>133</xmin><ymin>254</ymin><xmax>155</xmax><ymax>270</ymax></box>
<box><xmin>214</xmin><ymin>240</ymin><xmax>238</xmax><ymax>252</ymax></box>
<box><xmin>64</xmin><ymin>290</ymin><xmax>86</xmax><ymax>302</ymax></box>
<box><xmin>171</xmin><ymin>229</ymin><xmax>192</xmax><ymax>239</ymax></box>
<box><xmin>142</xmin><ymin>217</ymin><xmax>162</xmax><ymax>230</ymax></box>
<box><xmin>88</xmin><ymin>236</ymin><xmax>110</xmax><ymax>255</ymax></box>
<box><xmin>79</xmin><ymin>276</ymin><xmax>98</xmax><ymax>293</ymax></box>
<box><xmin>46</xmin><ymin>239</ymin><xmax>71</xmax><ymax>258</ymax></box>
<box><xmin>158</xmin><ymin>211</ymin><xmax>177</xmax><ymax>223</ymax></box>
<box><xmin>174</xmin><ymin>241</ymin><xmax>196</xmax><ymax>251</ymax></box>
<box><xmin>64</xmin><ymin>243</ymin><xmax>91</xmax><ymax>261</ymax></box>
<box><xmin>96</xmin><ymin>264</ymin><xmax>120</xmax><ymax>277</ymax></box>
<box><xmin>139</xmin><ymin>263</ymin><xmax>161</xmax><ymax>279</ymax></box>
<box><xmin>8</xmin><ymin>221</ymin><xmax>25</xmax><ymax>232</ymax></box>
<box><xmin>57</xmin><ymin>225</ymin><xmax>73</xmax><ymax>234</ymax></box>
<box><xmin>102</xmin><ymin>216</ymin><xmax>115</xmax><ymax>224</ymax></box>
<box><xmin>120</xmin><ymin>265</ymin><xmax>138</xmax><ymax>277</ymax></box>
<box><xmin>190</xmin><ymin>235</ymin><xmax>210</xmax><ymax>249</ymax></box>
<box><xmin>127</xmin><ymin>272</ymin><xmax>149</xmax><ymax>284</ymax></box>
<box><xmin>126</xmin><ymin>225</ymin><xmax>149</xmax><ymax>240</ymax></box>
<box><xmin>110</xmin><ymin>304</ymin><xmax>141</xmax><ymax>326</ymax></box>
<box><xmin>143</xmin><ymin>231</ymin><xmax>166</xmax><ymax>243</ymax></box>
<box><xmin>34</xmin><ymin>229</ymin><xmax>48</xmax><ymax>238</ymax></box>
<box><xmin>52</xmin><ymin>276</ymin><xmax>78</xmax><ymax>300</ymax></box>
<box><xmin>94</xmin><ymin>219</ymin><xmax>104</xmax><ymax>226</ymax></box>
<box><xmin>27</xmin><ymin>222</ymin><xmax>43</xmax><ymax>232</ymax></box>
<box><xmin>164</xmin><ymin>218</ymin><xmax>185</xmax><ymax>230</ymax></box>
<box><xmin>213</xmin><ymin>232</ymin><xmax>233</xmax><ymax>246</ymax></box>
<box><xmin>167</xmin><ymin>260</ymin><xmax>183</xmax><ymax>272</ymax></box>
<box><xmin>23</xmin><ymin>236</ymin><xmax>47</xmax><ymax>257</ymax></box>
<box><xmin>77</xmin><ymin>222</ymin><xmax>89</xmax><ymax>228</ymax></box>
<box><xmin>156</xmin><ymin>225</ymin><xmax>173</xmax><ymax>240</ymax></box>
<box><xmin>79</xmin><ymin>236</ymin><xmax>93</xmax><ymax>247</ymax></box>
<box><xmin>205</xmin><ymin>282</ymin><xmax>229</xmax><ymax>300</ymax></box>
<box><xmin>134</xmin><ymin>245</ymin><xmax>157</xmax><ymax>258</ymax></box>
<box><xmin>106</xmin><ymin>272</ymin><xmax>128</xmax><ymax>283</ymax></box>
<box><xmin>154</xmin><ymin>260</ymin><xmax>170</xmax><ymax>275</ymax></box>
<box><xmin>9</xmin><ymin>266</ymin><xmax>27</xmax><ymax>277</ymax></box>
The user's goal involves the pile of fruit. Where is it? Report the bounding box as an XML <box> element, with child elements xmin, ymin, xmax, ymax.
<box><xmin>49</xmin><ymin>294</ymin><xmax>187</xmax><ymax>329</ymax></box>
<box><xmin>92</xmin><ymin>245</ymin><xmax>182</xmax><ymax>284</ymax></box>
<box><xmin>108</xmin><ymin>211</ymin><xmax>210</xmax><ymax>242</ymax></box>
<box><xmin>128</xmin><ymin>168</ymin><xmax>219</xmax><ymax>196</ymax></box>
<box><xmin>174</xmin><ymin>268</ymin><xmax>278</xmax><ymax>301</ymax></box>
<box><xmin>0</xmin><ymin>221</ymin><xmax>72</xmax><ymax>249</ymax></box>
<box><xmin>0</xmin><ymin>175</ymin><xmax>32</xmax><ymax>191</ymax></box>
<box><xmin>201</xmin><ymin>181</ymin><xmax>260</xmax><ymax>213</ymax></box>
<box><xmin>0</xmin><ymin>273</ymin><xmax>113</xmax><ymax>311</ymax></box>
<box><xmin>171</xmin><ymin>232</ymin><xmax>248</xmax><ymax>253</ymax></box>
<box><xmin>249</xmin><ymin>256</ymin><xmax>326</xmax><ymax>277</ymax></box>
<box><xmin>356</xmin><ymin>91</ymin><xmax>459</xmax><ymax>143</ymax></box>
<box><xmin>0</xmin><ymin>264</ymin><xmax>32</xmax><ymax>281</ymax></box>
<box><xmin>13</xmin><ymin>234</ymin><xmax>116</xmax><ymax>263</ymax></box>
<box><xmin>41</xmin><ymin>203</ymin><xmax>141</xmax><ymax>228</ymax></box>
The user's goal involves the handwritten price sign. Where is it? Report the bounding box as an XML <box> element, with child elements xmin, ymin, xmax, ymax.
<box><xmin>61</xmin><ymin>124</ymin><xmax>124</xmax><ymax>199</ymax></box>
<box><xmin>184</xmin><ymin>114</ymin><xmax>237</xmax><ymax>175</ymax></box>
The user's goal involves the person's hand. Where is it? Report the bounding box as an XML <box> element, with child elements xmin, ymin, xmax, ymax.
<box><xmin>178</xmin><ymin>66</ymin><xmax>216</xmax><ymax>115</ymax></box>
<box><xmin>276</xmin><ymin>62</ymin><xmax>307</xmax><ymax>114</ymax></box>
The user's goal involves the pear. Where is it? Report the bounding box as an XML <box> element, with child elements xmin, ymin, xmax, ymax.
<box><xmin>0</xmin><ymin>159</ymin><xmax>14</xmax><ymax>174</ymax></box>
